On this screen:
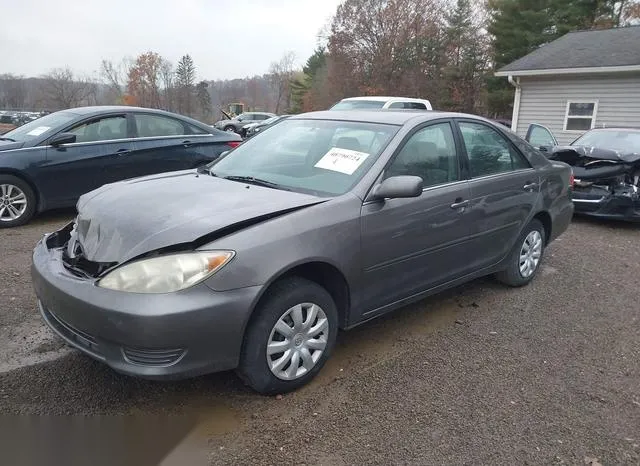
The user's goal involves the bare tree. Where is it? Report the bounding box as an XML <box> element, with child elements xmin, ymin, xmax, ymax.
<box><xmin>100</xmin><ymin>58</ymin><xmax>132</xmax><ymax>103</ymax></box>
<box><xmin>40</xmin><ymin>68</ymin><xmax>96</xmax><ymax>110</ymax></box>
<box><xmin>269</xmin><ymin>51</ymin><xmax>297</xmax><ymax>113</ymax></box>
<box><xmin>159</xmin><ymin>58</ymin><xmax>175</xmax><ymax>111</ymax></box>
<box><xmin>0</xmin><ymin>74</ymin><xmax>27</xmax><ymax>110</ymax></box>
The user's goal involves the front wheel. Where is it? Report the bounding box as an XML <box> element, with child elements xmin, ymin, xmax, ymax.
<box><xmin>495</xmin><ymin>218</ymin><xmax>545</xmax><ymax>287</ymax></box>
<box><xmin>237</xmin><ymin>277</ymin><xmax>338</xmax><ymax>395</ymax></box>
<box><xmin>0</xmin><ymin>175</ymin><xmax>36</xmax><ymax>228</ymax></box>
<box><xmin>223</xmin><ymin>125</ymin><xmax>236</xmax><ymax>133</ymax></box>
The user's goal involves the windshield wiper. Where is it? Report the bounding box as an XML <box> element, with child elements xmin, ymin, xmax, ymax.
<box><xmin>222</xmin><ymin>175</ymin><xmax>289</xmax><ymax>190</ymax></box>
<box><xmin>0</xmin><ymin>137</ymin><xmax>16</xmax><ymax>142</ymax></box>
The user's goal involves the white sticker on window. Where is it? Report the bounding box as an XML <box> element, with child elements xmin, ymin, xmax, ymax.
<box><xmin>26</xmin><ymin>126</ymin><xmax>50</xmax><ymax>136</ymax></box>
<box><xmin>314</xmin><ymin>147</ymin><xmax>370</xmax><ymax>175</ymax></box>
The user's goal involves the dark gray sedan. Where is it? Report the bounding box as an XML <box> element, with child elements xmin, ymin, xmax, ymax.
<box><xmin>31</xmin><ymin>110</ymin><xmax>574</xmax><ymax>394</ymax></box>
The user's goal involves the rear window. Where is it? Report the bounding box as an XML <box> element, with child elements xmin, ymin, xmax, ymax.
<box><xmin>388</xmin><ymin>101</ymin><xmax>428</xmax><ymax>110</ymax></box>
<box><xmin>330</xmin><ymin>100</ymin><xmax>386</xmax><ymax>110</ymax></box>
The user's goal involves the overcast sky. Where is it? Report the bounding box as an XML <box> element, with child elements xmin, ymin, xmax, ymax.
<box><xmin>2</xmin><ymin>0</ymin><xmax>342</xmax><ymax>81</ymax></box>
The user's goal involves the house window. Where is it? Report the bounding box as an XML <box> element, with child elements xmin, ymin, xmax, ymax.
<box><xmin>564</xmin><ymin>101</ymin><xmax>598</xmax><ymax>131</ymax></box>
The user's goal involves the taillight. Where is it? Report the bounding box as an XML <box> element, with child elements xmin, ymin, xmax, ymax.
<box><xmin>226</xmin><ymin>141</ymin><xmax>241</xmax><ymax>149</ymax></box>
<box><xmin>569</xmin><ymin>171</ymin><xmax>575</xmax><ymax>188</ymax></box>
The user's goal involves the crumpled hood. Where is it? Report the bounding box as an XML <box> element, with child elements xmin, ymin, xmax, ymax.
<box><xmin>73</xmin><ymin>170</ymin><xmax>325</xmax><ymax>264</ymax></box>
<box><xmin>551</xmin><ymin>145</ymin><xmax>640</xmax><ymax>164</ymax></box>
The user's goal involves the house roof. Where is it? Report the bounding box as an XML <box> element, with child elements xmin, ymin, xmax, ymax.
<box><xmin>495</xmin><ymin>25</ymin><xmax>640</xmax><ymax>77</ymax></box>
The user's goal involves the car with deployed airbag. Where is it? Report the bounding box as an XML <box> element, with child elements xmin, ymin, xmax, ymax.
<box><xmin>31</xmin><ymin>110</ymin><xmax>574</xmax><ymax>394</ymax></box>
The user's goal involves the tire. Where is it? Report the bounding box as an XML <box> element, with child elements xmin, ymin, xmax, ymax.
<box><xmin>0</xmin><ymin>174</ymin><xmax>36</xmax><ymax>228</ymax></box>
<box><xmin>495</xmin><ymin>218</ymin><xmax>545</xmax><ymax>287</ymax></box>
<box><xmin>237</xmin><ymin>277</ymin><xmax>338</xmax><ymax>395</ymax></box>
<box><xmin>223</xmin><ymin>125</ymin><xmax>236</xmax><ymax>133</ymax></box>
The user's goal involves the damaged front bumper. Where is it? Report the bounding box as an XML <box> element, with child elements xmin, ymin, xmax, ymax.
<box><xmin>30</xmin><ymin>226</ymin><xmax>261</xmax><ymax>380</ymax></box>
<box><xmin>571</xmin><ymin>183</ymin><xmax>640</xmax><ymax>222</ymax></box>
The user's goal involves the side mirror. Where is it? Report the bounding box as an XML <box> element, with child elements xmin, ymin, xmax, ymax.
<box><xmin>372</xmin><ymin>175</ymin><xmax>423</xmax><ymax>200</ymax></box>
<box><xmin>50</xmin><ymin>132</ymin><xmax>76</xmax><ymax>147</ymax></box>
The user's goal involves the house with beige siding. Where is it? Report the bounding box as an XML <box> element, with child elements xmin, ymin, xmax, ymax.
<box><xmin>495</xmin><ymin>25</ymin><xmax>640</xmax><ymax>146</ymax></box>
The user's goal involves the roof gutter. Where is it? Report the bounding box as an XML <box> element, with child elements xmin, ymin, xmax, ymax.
<box><xmin>507</xmin><ymin>75</ymin><xmax>521</xmax><ymax>133</ymax></box>
<box><xmin>495</xmin><ymin>64</ymin><xmax>640</xmax><ymax>77</ymax></box>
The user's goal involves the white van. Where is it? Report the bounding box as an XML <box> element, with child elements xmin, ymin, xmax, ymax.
<box><xmin>329</xmin><ymin>96</ymin><xmax>433</xmax><ymax>111</ymax></box>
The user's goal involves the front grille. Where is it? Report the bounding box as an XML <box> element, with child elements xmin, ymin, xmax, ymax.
<box><xmin>42</xmin><ymin>304</ymin><xmax>101</xmax><ymax>355</ymax></box>
<box><xmin>60</xmin><ymin>220</ymin><xmax>116</xmax><ymax>279</ymax></box>
<box><xmin>121</xmin><ymin>347</ymin><xmax>186</xmax><ymax>367</ymax></box>
<box><xmin>62</xmin><ymin>253</ymin><xmax>115</xmax><ymax>279</ymax></box>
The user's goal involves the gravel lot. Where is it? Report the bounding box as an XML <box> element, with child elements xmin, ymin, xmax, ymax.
<box><xmin>1</xmin><ymin>211</ymin><xmax>639</xmax><ymax>466</ymax></box>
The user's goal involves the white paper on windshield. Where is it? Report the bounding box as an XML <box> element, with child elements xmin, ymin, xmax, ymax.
<box><xmin>26</xmin><ymin>126</ymin><xmax>50</xmax><ymax>136</ymax></box>
<box><xmin>314</xmin><ymin>147</ymin><xmax>370</xmax><ymax>175</ymax></box>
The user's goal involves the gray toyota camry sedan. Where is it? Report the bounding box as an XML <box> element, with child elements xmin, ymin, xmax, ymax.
<box><xmin>31</xmin><ymin>110</ymin><xmax>574</xmax><ymax>394</ymax></box>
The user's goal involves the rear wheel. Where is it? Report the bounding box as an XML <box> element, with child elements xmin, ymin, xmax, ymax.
<box><xmin>237</xmin><ymin>277</ymin><xmax>338</xmax><ymax>395</ymax></box>
<box><xmin>0</xmin><ymin>175</ymin><xmax>36</xmax><ymax>228</ymax></box>
<box><xmin>223</xmin><ymin>125</ymin><xmax>236</xmax><ymax>133</ymax></box>
<box><xmin>495</xmin><ymin>218</ymin><xmax>545</xmax><ymax>287</ymax></box>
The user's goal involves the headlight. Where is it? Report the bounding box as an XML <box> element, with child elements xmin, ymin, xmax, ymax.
<box><xmin>97</xmin><ymin>251</ymin><xmax>234</xmax><ymax>293</ymax></box>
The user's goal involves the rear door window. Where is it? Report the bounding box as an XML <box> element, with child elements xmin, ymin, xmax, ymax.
<box><xmin>458</xmin><ymin>121</ymin><xmax>531</xmax><ymax>177</ymax></box>
<box><xmin>134</xmin><ymin>114</ymin><xmax>190</xmax><ymax>137</ymax></box>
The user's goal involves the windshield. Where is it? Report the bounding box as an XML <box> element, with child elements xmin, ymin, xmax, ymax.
<box><xmin>2</xmin><ymin>111</ymin><xmax>77</xmax><ymax>143</ymax></box>
<box><xmin>330</xmin><ymin>100</ymin><xmax>386</xmax><ymax>110</ymax></box>
<box><xmin>208</xmin><ymin>119</ymin><xmax>399</xmax><ymax>195</ymax></box>
<box><xmin>572</xmin><ymin>129</ymin><xmax>640</xmax><ymax>153</ymax></box>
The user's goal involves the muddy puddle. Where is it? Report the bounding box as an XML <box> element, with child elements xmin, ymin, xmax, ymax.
<box><xmin>3</xmin><ymin>402</ymin><xmax>242</xmax><ymax>466</ymax></box>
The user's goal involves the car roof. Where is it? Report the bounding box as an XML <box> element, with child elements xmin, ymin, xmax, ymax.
<box><xmin>60</xmin><ymin>106</ymin><xmax>189</xmax><ymax>116</ymax></box>
<box><xmin>585</xmin><ymin>126</ymin><xmax>640</xmax><ymax>132</ymax></box>
<box><xmin>52</xmin><ymin>105</ymin><xmax>216</xmax><ymax>130</ymax></box>
<box><xmin>339</xmin><ymin>96</ymin><xmax>430</xmax><ymax>102</ymax></box>
<box><xmin>288</xmin><ymin>109</ymin><xmax>490</xmax><ymax>126</ymax></box>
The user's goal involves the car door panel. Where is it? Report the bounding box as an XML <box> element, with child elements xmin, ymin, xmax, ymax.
<box><xmin>38</xmin><ymin>114</ymin><xmax>133</xmax><ymax>206</ymax></box>
<box><xmin>357</xmin><ymin>120</ymin><xmax>474</xmax><ymax>318</ymax></box>
<box><xmin>40</xmin><ymin>140</ymin><xmax>136</xmax><ymax>206</ymax></box>
<box><xmin>525</xmin><ymin>123</ymin><xmax>558</xmax><ymax>153</ymax></box>
<box><xmin>359</xmin><ymin>181</ymin><xmax>473</xmax><ymax>315</ymax></box>
<box><xmin>122</xmin><ymin>113</ymin><xmax>232</xmax><ymax>178</ymax></box>
<box><xmin>465</xmin><ymin>170</ymin><xmax>540</xmax><ymax>269</ymax></box>
<box><xmin>455</xmin><ymin>119</ymin><xmax>540</xmax><ymax>270</ymax></box>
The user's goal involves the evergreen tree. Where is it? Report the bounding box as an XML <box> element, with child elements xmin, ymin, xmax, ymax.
<box><xmin>196</xmin><ymin>80</ymin><xmax>211</xmax><ymax>120</ymax></box>
<box><xmin>443</xmin><ymin>0</ymin><xmax>489</xmax><ymax>113</ymax></box>
<box><xmin>176</xmin><ymin>54</ymin><xmax>196</xmax><ymax>114</ymax></box>
<box><xmin>290</xmin><ymin>47</ymin><xmax>326</xmax><ymax>113</ymax></box>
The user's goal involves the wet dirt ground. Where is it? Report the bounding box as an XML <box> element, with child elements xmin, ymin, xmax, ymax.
<box><xmin>1</xmin><ymin>211</ymin><xmax>639</xmax><ymax>466</ymax></box>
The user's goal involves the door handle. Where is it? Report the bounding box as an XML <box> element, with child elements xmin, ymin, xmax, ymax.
<box><xmin>115</xmin><ymin>148</ymin><xmax>131</xmax><ymax>156</ymax></box>
<box><xmin>450</xmin><ymin>199</ymin><xmax>469</xmax><ymax>210</ymax></box>
<box><xmin>182</xmin><ymin>140</ymin><xmax>192</xmax><ymax>148</ymax></box>
<box><xmin>523</xmin><ymin>182</ymin><xmax>538</xmax><ymax>191</ymax></box>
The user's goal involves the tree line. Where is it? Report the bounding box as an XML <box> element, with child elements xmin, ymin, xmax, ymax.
<box><xmin>291</xmin><ymin>0</ymin><xmax>640</xmax><ymax>117</ymax></box>
<box><xmin>1</xmin><ymin>0</ymin><xmax>638</xmax><ymax>121</ymax></box>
